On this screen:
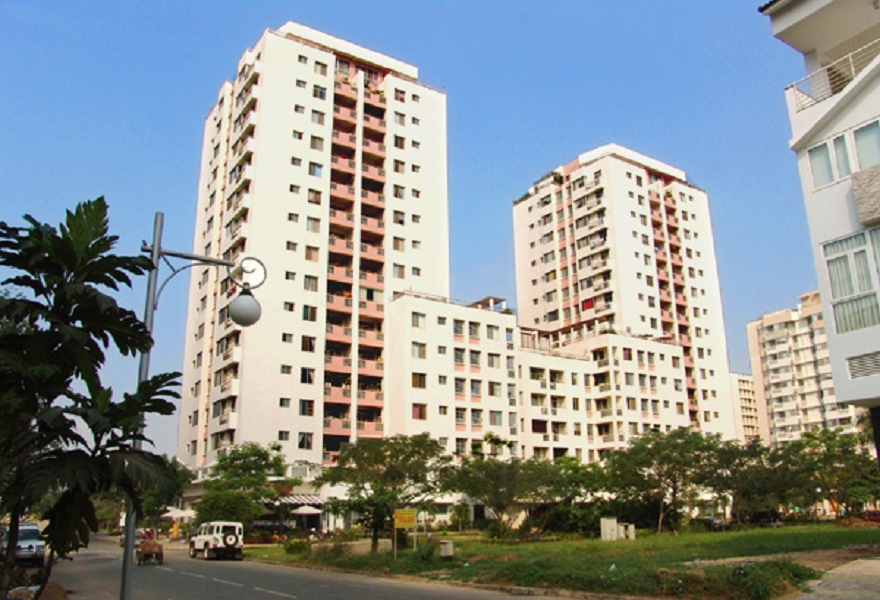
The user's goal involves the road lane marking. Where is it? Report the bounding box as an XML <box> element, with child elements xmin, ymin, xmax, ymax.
<box><xmin>157</xmin><ymin>566</ymin><xmax>174</xmax><ymax>572</ymax></box>
<box><xmin>180</xmin><ymin>571</ymin><xmax>205</xmax><ymax>578</ymax></box>
<box><xmin>212</xmin><ymin>577</ymin><xmax>244</xmax><ymax>587</ymax></box>
<box><xmin>254</xmin><ymin>587</ymin><xmax>297</xmax><ymax>598</ymax></box>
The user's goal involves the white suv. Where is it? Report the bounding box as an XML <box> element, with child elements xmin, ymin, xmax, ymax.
<box><xmin>1</xmin><ymin>524</ymin><xmax>46</xmax><ymax>567</ymax></box>
<box><xmin>189</xmin><ymin>521</ymin><xmax>243</xmax><ymax>560</ymax></box>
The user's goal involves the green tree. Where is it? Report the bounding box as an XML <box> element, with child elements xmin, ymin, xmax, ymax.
<box><xmin>195</xmin><ymin>490</ymin><xmax>261</xmax><ymax>528</ymax></box>
<box><xmin>699</xmin><ymin>439</ymin><xmax>781</xmax><ymax>524</ymax></box>
<box><xmin>143</xmin><ymin>456</ymin><xmax>195</xmax><ymax>528</ymax></box>
<box><xmin>0</xmin><ymin>198</ymin><xmax>179</xmax><ymax>597</ymax></box>
<box><xmin>604</xmin><ymin>428</ymin><xmax>715</xmax><ymax>532</ymax></box>
<box><xmin>314</xmin><ymin>434</ymin><xmax>449</xmax><ymax>552</ymax></box>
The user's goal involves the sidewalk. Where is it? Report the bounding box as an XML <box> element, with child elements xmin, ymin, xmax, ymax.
<box><xmin>791</xmin><ymin>556</ymin><xmax>880</xmax><ymax>599</ymax></box>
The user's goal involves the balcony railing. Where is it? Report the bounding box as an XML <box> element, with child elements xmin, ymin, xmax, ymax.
<box><xmin>788</xmin><ymin>37</ymin><xmax>880</xmax><ymax>111</ymax></box>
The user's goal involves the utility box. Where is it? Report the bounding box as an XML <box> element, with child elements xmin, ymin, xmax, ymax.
<box><xmin>600</xmin><ymin>517</ymin><xmax>618</xmax><ymax>541</ymax></box>
<box><xmin>439</xmin><ymin>540</ymin><xmax>454</xmax><ymax>558</ymax></box>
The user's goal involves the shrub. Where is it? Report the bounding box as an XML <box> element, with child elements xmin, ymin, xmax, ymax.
<box><xmin>705</xmin><ymin>560</ymin><xmax>818</xmax><ymax>600</ymax></box>
<box><xmin>283</xmin><ymin>539</ymin><xmax>311</xmax><ymax>555</ymax></box>
<box><xmin>411</xmin><ymin>542</ymin><xmax>437</xmax><ymax>562</ymax></box>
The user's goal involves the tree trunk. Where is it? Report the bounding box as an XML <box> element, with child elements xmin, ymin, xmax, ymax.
<box><xmin>0</xmin><ymin>505</ymin><xmax>22</xmax><ymax>598</ymax></box>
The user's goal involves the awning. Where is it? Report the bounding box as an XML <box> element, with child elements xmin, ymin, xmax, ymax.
<box><xmin>259</xmin><ymin>494</ymin><xmax>323</xmax><ymax>507</ymax></box>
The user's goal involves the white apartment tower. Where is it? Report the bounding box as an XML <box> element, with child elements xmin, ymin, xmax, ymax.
<box><xmin>746</xmin><ymin>291</ymin><xmax>860</xmax><ymax>446</ymax></box>
<box><xmin>512</xmin><ymin>144</ymin><xmax>736</xmax><ymax>439</ymax></box>
<box><xmin>177</xmin><ymin>22</ymin><xmax>449</xmax><ymax>471</ymax></box>
<box><xmin>762</xmin><ymin>1</ymin><xmax>880</xmax><ymax>422</ymax></box>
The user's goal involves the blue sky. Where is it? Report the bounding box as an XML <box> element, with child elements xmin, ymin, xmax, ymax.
<box><xmin>1</xmin><ymin>1</ymin><xmax>814</xmax><ymax>456</ymax></box>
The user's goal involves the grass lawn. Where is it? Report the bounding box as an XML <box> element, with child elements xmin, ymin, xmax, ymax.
<box><xmin>245</xmin><ymin>524</ymin><xmax>880</xmax><ymax>599</ymax></box>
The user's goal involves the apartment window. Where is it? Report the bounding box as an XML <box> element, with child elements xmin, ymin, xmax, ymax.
<box><xmin>470</xmin><ymin>380</ymin><xmax>482</xmax><ymax>396</ymax></box>
<box><xmin>303</xmin><ymin>275</ymin><xmax>318</xmax><ymax>291</ymax></box>
<box><xmin>286</xmin><ymin>241</ymin><xmax>297</xmax><ymax>252</ymax></box>
<box><xmin>393</xmin><ymin>263</ymin><xmax>405</xmax><ymax>278</ymax></box>
<box><xmin>310</xmin><ymin>136</ymin><xmax>324</xmax><ymax>151</ymax></box>
<box><xmin>412</xmin><ymin>403</ymin><xmax>427</xmax><ymax>420</ymax></box>
<box><xmin>313</xmin><ymin>85</ymin><xmax>326</xmax><ymax>99</ymax></box>
<box><xmin>285</xmin><ymin>271</ymin><xmax>296</xmax><ymax>281</ymax></box>
<box><xmin>394</xmin><ymin>135</ymin><xmax>405</xmax><ymax>149</ymax></box>
<box><xmin>855</xmin><ymin>121</ymin><xmax>880</xmax><ymax>169</ymax></box>
<box><xmin>282</xmin><ymin>333</ymin><xmax>293</xmax><ymax>343</ymax></box>
<box><xmin>454</xmin><ymin>379</ymin><xmax>465</xmax><ymax>394</ymax></box>
<box><xmin>314</xmin><ymin>61</ymin><xmax>327</xmax><ymax>76</ymax></box>
<box><xmin>296</xmin><ymin>79</ymin><xmax>306</xmax><ymax>88</ymax></box>
<box><xmin>412</xmin><ymin>164</ymin><xmax>421</xmax><ymax>173</ymax></box>
<box><xmin>393</xmin><ymin>236</ymin><xmax>405</xmax><ymax>251</ymax></box>
<box><xmin>302</xmin><ymin>305</ymin><xmax>317</xmax><ymax>321</ymax></box>
<box><xmin>453</xmin><ymin>319</ymin><xmax>464</xmax><ymax>335</ymax></box>
<box><xmin>412</xmin><ymin>94</ymin><xmax>420</xmax><ymax>102</ymax></box>
<box><xmin>308</xmin><ymin>162</ymin><xmax>323</xmax><ymax>177</ymax></box>
<box><xmin>412</xmin><ymin>214</ymin><xmax>421</xmax><ymax>223</ymax></box>
<box><xmin>823</xmin><ymin>230</ymin><xmax>880</xmax><ymax>333</ymax></box>
<box><xmin>412</xmin><ymin>117</ymin><xmax>420</xmax><ymax>126</ymax></box>
<box><xmin>289</xmin><ymin>184</ymin><xmax>300</xmax><ymax>193</ymax></box>
<box><xmin>395</xmin><ymin>88</ymin><xmax>406</xmax><ymax>102</ymax></box>
<box><xmin>278</xmin><ymin>431</ymin><xmax>290</xmax><ymax>441</ymax></box>
<box><xmin>294</xmin><ymin>104</ymin><xmax>305</xmax><ymax>113</ymax></box>
<box><xmin>394</xmin><ymin>185</ymin><xmax>405</xmax><ymax>199</ymax></box>
<box><xmin>393</xmin><ymin>211</ymin><xmax>405</xmax><ymax>224</ymax></box>
<box><xmin>412</xmin><ymin>342</ymin><xmax>426</xmax><ymax>358</ymax></box>
<box><xmin>469</xmin><ymin>350</ymin><xmax>481</xmax><ymax>367</ymax></box>
<box><xmin>487</xmin><ymin>353</ymin><xmax>501</xmax><ymax>368</ymax></box>
<box><xmin>292</xmin><ymin>130</ymin><xmax>303</xmax><ymax>140</ymax></box>
<box><xmin>394</xmin><ymin>112</ymin><xmax>405</xmax><ymax>125</ymax></box>
<box><xmin>298</xmin><ymin>433</ymin><xmax>313</xmax><ymax>450</ymax></box>
<box><xmin>412</xmin><ymin>373</ymin><xmax>427</xmax><ymax>388</ymax></box>
<box><xmin>471</xmin><ymin>408</ymin><xmax>482</xmax><ymax>425</ymax></box>
<box><xmin>488</xmin><ymin>382</ymin><xmax>501</xmax><ymax>397</ymax></box>
<box><xmin>411</xmin><ymin>312</ymin><xmax>426</xmax><ymax>328</ymax></box>
<box><xmin>301</xmin><ymin>336</ymin><xmax>316</xmax><ymax>352</ymax></box>
<box><xmin>412</xmin><ymin>266</ymin><xmax>421</xmax><ymax>276</ymax></box>
<box><xmin>299</xmin><ymin>399</ymin><xmax>314</xmax><ymax>416</ymax></box>
<box><xmin>291</xmin><ymin>157</ymin><xmax>302</xmax><ymax>166</ymax></box>
<box><xmin>305</xmin><ymin>246</ymin><xmax>319</xmax><ymax>261</ymax></box>
<box><xmin>311</xmin><ymin>110</ymin><xmax>325</xmax><ymax>125</ymax></box>
<box><xmin>412</xmin><ymin>189</ymin><xmax>421</xmax><ymax>198</ymax></box>
<box><xmin>394</xmin><ymin>159</ymin><xmax>405</xmax><ymax>173</ymax></box>
<box><xmin>280</xmin><ymin>365</ymin><xmax>292</xmax><ymax>375</ymax></box>
<box><xmin>279</xmin><ymin>397</ymin><xmax>291</xmax><ymax>408</ymax></box>
<box><xmin>300</xmin><ymin>368</ymin><xmax>314</xmax><ymax>384</ymax></box>
<box><xmin>298</xmin><ymin>55</ymin><xmax>307</xmax><ymax>64</ymax></box>
<box><xmin>308</xmin><ymin>189</ymin><xmax>322</xmax><ymax>205</ymax></box>
<box><xmin>283</xmin><ymin>302</ymin><xmax>295</xmax><ymax>312</ymax></box>
<box><xmin>412</xmin><ymin>140</ymin><xmax>420</xmax><ymax>148</ymax></box>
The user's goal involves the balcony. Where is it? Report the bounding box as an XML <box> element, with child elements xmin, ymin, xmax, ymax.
<box><xmin>326</xmin><ymin>293</ymin><xmax>354</xmax><ymax>313</ymax></box>
<box><xmin>333</xmin><ymin>78</ymin><xmax>357</xmax><ymax>101</ymax></box>
<box><xmin>216</xmin><ymin>378</ymin><xmax>239</xmax><ymax>398</ymax></box>
<box><xmin>363</xmin><ymin>89</ymin><xmax>386</xmax><ymax>107</ymax></box>
<box><xmin>325</xmin><ymin>323</ymin><xmax>353</xmax><ymax>344</ymax></box>
<box><xmin>361</xmin><ymin>190</ymin><xmax>385</xmax><ymax>208</ymax></box>
<box><xmin>327</xmin><ymin>264</ymin><xmax>354</xmax><ymax>284</ymax></box>
<box><xmin>361</xmin><ymin>163</ymin><xmax>386</xmax><ymax>182</ymax></box>
<box><xmin>359</xmin><ymin>242</ymin><xmax>384</xmax><ymax>261</ymax></box>
<box><xmin>216</xmin><ymin>345</ymin><xmax>241</xmax><ymax>369</ymax></box>
<box><xmin>216</xmin><ymin>411</ymin><xmax>239</xmax><ymax>430</ymax></box>
<box><xmin>358</xmin><ymin>358</ymin><xmax>384</xmax><ymax>377</ymax></box>
<box><xmin>325</xmin><ymin>354</ymin><xmax>353</xmax><ymax>372</ymax></box>
<box><xmin>330</xmin><ymin>182</ymin><xmax>356</xmax><ymax>202</ymax></box>
<box><xmin>787</xmin><ymin>37</ymin><xmax>880</xmax><ymax>112</ymax></box>
<box><xmin>357</xmin><ymin>420</ymin><xmax>384</xmax><ymax>437</ymax></box>
<box><xmin>359</xmin><ymin>298</ymin><xmax>384</xmax><ymax>319</ymax></box>
<box><xmin>330</xmin><ymin>155</ymin><xmax>356</xmax><ymax>176</ymax></box>
<box><xmin>333</xmin><ymin>105</ymin><xmax>357</xmax><ymax>125</ymax></box>
<box><xmin>360</xmin><ymin>215</ymin><xmax>384</xmax><ymax>235</ymax></box>
<box><xmin>323</xmin><ymin>416</ymin><xmax>352</xmax><ymax>436</ymax></box>
<box><xmin>328</xmin><ymin>236</ymin><xmax>355</xmax><ymax>256</ymax></box>
<box><xmin>324</xmin><ymin>385</ymin><xmax>352</xmax><ymax>404</ymax></box>
<box><xmin>226</xmin><ymin>189</ymin><xmax>251</xmax><ymax>221</ymax></box>
<box><xmin>362</xmin><ymin>113</ymin><xmax>386</xmax><ymax>134</ymax></box>
<box><xmin>332</xmin><ymin>129</ymin><xmax>357</xmax><ymax>150</ymax></box>
<box><xmin>357</xmin><ymin>388</ymin><xmax>384</xmax><ymax>407</ymax></box>
<box><xmin>362</xmin><ymin>138</ymin><xmax>386</xmax><ymax>158</ymax></box>
<box><xmin>359</xmin><ymin>270</ymin><xmax>385</xmax><ymax>288</ymax></box>
<box><xmin>329</xmin><ymin>208</ymin><xmax>355</xmax><ymax>229</ymax></box>
<box><xmin>322</xmin><ymin>451</ymin><xmax>340</xmax><ymax>466</ymax></box>
<box><xmin>357</xmin><ymin>328</ymin><xmax>384</xmax><ymax>347</ymax></box>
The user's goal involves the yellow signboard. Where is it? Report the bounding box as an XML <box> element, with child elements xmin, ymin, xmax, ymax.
<box><xmin>394</xmin><ymin>508</ymin><xmax>416</xmax><ymax>529</ymax></box>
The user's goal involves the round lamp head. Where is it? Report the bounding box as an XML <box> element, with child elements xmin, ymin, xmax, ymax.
<box><xmin>228</xmin><ymin>288</ymin><xmax>261</xmax><ymax>326</ymax></box>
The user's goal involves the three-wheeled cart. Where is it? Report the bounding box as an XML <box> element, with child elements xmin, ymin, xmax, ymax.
<box><xmin>135</xmin><ymin>539</ymin><xmax>164</xmax><ymax>565</ymax></box>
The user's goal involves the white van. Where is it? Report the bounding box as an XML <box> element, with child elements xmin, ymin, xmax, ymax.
<box><xmin>189</xmin><ymin>521</ymin><xmax>243</xmax><ymax>560</ymax></box>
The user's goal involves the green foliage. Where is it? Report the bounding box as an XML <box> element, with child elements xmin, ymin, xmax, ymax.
<box><xmin>705</xmin><ymin>559</ymin><xmax>819</xmax><ymax>600</ymax></box>
<box><xmin>283</xmin><ymin>538</ymin><xmax>311</xmax><ymax>555</ymax></box>
<box><xmin>411</xmin><ymin>541</ymin><xmax>437</xmax><ymax>562</ymax></box>
<box><xmin>195</xmin><ymin>490</ymin><xmax>260</xmax><ymax>528</ymax></box>
<box><xmin>206</xmin><ymin>441</ymin><xmax>297</xmax><ymax>501</ymax></box>
<box><xmin>0</xmin><ymin>198</ymin><xmax>180</xmax><ymax>597</ymax></box>
<box><xmin>315</xmin><ymin>433</ymin><xmax>449</xmax><ymax>552</ymax></box>
<box><xmin>142</xmin><ymin>456</ymin><xmax>195</xmax><ymax>527</ymax></box>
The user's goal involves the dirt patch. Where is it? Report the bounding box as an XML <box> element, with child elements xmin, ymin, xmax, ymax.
<box><xmin>835</xmin><ymin>517</ymin><xmax>880</xmax><ymax>530</ymax></box>
<box><xmin>687</xmin><ymin>545</ymin><xmax>880</xmax><ymax>572</ymax></box>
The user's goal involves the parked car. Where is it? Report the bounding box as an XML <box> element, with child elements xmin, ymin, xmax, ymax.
<box><xmin>862</xmin><ymin>510</ymin><xmax>880</xmax><ymax>523</ymax></box>
<box><xmin>694</xmin><ymin>516</ymin><xmax>730</xmax><ymax>531</ymax></box>
<box><xmin>750</xmin><ymin>509</ymin><xmax>783</xmax><ymax>527</ymax></box>
<box><xmin>1</xmin><ymin>524</ymin><xmax>46</xmax><ymax>567</ymax></box>
<box><xmin>189</xmin><ymin>521</ymin><xmax>243</xmax><ymax>560</ymax></box>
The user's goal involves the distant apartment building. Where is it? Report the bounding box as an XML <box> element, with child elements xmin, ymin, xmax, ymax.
<box><xmin>747</xmin><ymin>291</ymin><xmax>860</xmax><ymax>446</ymax></box>
<box><xmin>729</xmin><ymin>373</ymin><xmax>764</xmax><ymax>443</ymax></box>
<box><xmin>177</xmin><ymin>22</ymin><xmax>449</xmax><ymax>473</ymax></box>
<box><xmin>761</xmin><ymin>1</ymin><xmax>880</xmax><ymax>423</ymax></box>
<box><xmin>511</xmin><ymin>144</ymin><xmax>737</xmax><ymax>440</ymax></box>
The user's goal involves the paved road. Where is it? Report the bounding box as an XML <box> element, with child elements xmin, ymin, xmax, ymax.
<box><xmin>790</xmin><ymin>556</ymin><xmax>880</xmax><ymax>599</ymax></box>
<box><xmin>51</xmin><ymin>540</ymin><xmax>516</xmax><ymax>600</ymax></box>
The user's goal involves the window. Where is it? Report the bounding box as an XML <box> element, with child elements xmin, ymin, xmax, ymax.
<box><xmin>394</xmin><ymin>135</ymin><xmax>405</xmax><ymax>149</ymax></box>
<box><xmin>313</xmin><ymin>85</ymin><xmax>326</xmax><ymax>99</ymax></box>
<box><xmin>306</xmin><ymin>217</ymin><xmax>320</xmax><ymax>233</ymax></box>
<box><xmin>809</xmin><ymin>144</ymin><xmax>834</xmax><ymax>188</ymax></box>
<box><xmin>294</xmin><ymin>104</ymin><xmax>305</xmax><ymax>113</ymax></box>
<box><xmin>393</xmin><ymin>236</ymin><xmax>405</xmax><ymax>251</ymax></box>
<box><xmin>453</xmin><ymin>319</ymin><xmax>464</xmax><ymax>335</ymax></box>
<box><xmin>308</xmin><ymin>189</ymin><xmax>322</xmax><ymax>204</ymax></box>
<box><xmin>305</xmin><ymin>246</ymin><xmax>319</xmax><ymax>261</ymax></box>
<box><xmin>470</xmin><ymin>380</ymin><xmax>482</xmax><ymax>396</ymax></box>
<box><xmin>311</xmin><ymin>110</ymin><xmax>325</xmax><ymax>125</ymax></box>
<box><xmin>296</xmin><ymin>79</ymin><xmax>306</xmax><ymax>88</ymax></box>
<box><xmin>855</xmin><ymin>121</ymin><xmax>880</xmax><ymax>169</ymax></box>
<box><xmin>300</xmin><ymin>368</ymin><xmax>314</xmax><ymax>384</ymax></box>
<box><xmin>823</xmin><ymin>230</ymin><xmax>880</xmax><ymax>333</ymax></box>
<box><xmin>395</xmin><ymin>89</ymin><xmax>406</xmax><ymax>101</ymax></box>
<box><xmin>301</xmin><ymin>336</ymin><xmax>316</xmax><ymax>352</ymax></box>
<box><xmin>412</xmin><ymin>403</ymin><xmax>427</xmax><ymax>420</ymax></box>
<box><xmin>394</xmin><ymin>185</ymin><xmax>405</xmax><ymax>199</ymax></box>
<box><xmin>280</xmin><ymin>365</ymin><xmax>292</xmax><ymax>374</ymax></box>
<box><xmin>310</xmin><ymin>136</ymin><xmax>324</xmax><ymax>151</ymax></box>
<box><xmin>412</xmin><ymin>342</ymin><xmax>426</xmax><ymax>358</ymax></box>
<box><xmin>291</xmin><ymin>157</ymin><xmax>302</xmax><ymax>166</ymax></box>
<box><xmin>289</xmin><ymin>184</ymin><xmax>300</xmax><ymax>193</ymax></box>
<box><xmin>302</xmin><ymin>305</ymin><xmax>317</xmax><ymax>321</ymax></box>
<box><xmin>299</xmin><ymin>399</ymin><xmax>314</xmax><ymax>416</ymax></box>
<box><xmin>411</xmin><ymin>312</ymin><xmax>426</xmax><ymax>328</ymax></box>
<box><xmin>282</xmin><ymin>333</ymin><xmax>293</xmax><ymax>343</ymax></box>
<box><xmin>412</xmin><ymin>94</ymin><xmax>420</xmax><ymax>102</ymax></box>
<box><xmin>292</xmin><ymin>130</ymin><xmax>303</xmax><ymax>140</ymax></box>
<box><xmin>393</xmin><ymin>211</ymin><xmax>405</xmax><ymax>224</ymax></box>
<box><xmin>278</xmin><ymin>431</ymin><xmax>290</xmax><ymax>441</ymax></box>
<box><xmin>412</xmin><ymin>117</ymin><xmax>420</xmax><ymax>126</ymax></box>
<box><xmin>303</xmin><ymin>275</ymin><xmax>318</xmax><ymax>291</ymax></box>
<box><xmin>298</xmin><ymin>433</ymin><xmax>313</xmax><ymax>449</ymax></box>
<box><xmin>393</xmin><ymin>263</ymin><xmax>405</xmax><ymax>278</ymax></box>
<box><xmin>283</xmin><ymin>302</ymin><xmax>295</xmax><ymax>312</ymax></box>
<box><xmin>394</xmin><ymin>112</ymin><xmax>405</xmax><ymax>125</ymax></box>
<box><xmin>298</xmin><ymin>55</ymin><xmax>307</xmax><ymax>64</ymax></box>
<box><xmin>314</xmin><ymin>61</ymin><xmax>327</xmax><ymax>75</ymax></box>
<box><xmin>279</xmin><ymin>397</ymin><xmax>291</xmax><ymax>408</ymax></box>
<box><xmin>394</xmin><ymin>159</ymin><xmax>405</xmax><ymax>173</ymax></box>
<box><xmin>308</xmin><ymin>162</ymin><xmax>323</xmax><ymax>177</ymax></box>
<box><xmin>412</xmin><ymin>373</ymin><xmax>427</xmax><ymax>388</ymax></box>
<box><xmin>468</xmin><ymin>322</ymin><xmax>479</xmax><ymax>338</ymax></box>
<box><xmin>412</xmin><ymin>266</ymin><xmax>421</xmax><ymax>276</ymax></box>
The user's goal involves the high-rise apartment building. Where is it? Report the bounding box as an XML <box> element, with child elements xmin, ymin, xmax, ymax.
<box><xmin>512</xmin><ymin>144</ymin><xmax>736</xmax><ymax>438</ymax></box>
<box><xmin>761</xmin><ymin>1</ymin><xmax>880</xmax><ymax>423</ymax></box>
<box><xmin>177</xmin><ymin>22</ymin><xmax>448</xmax><ymax>472</ymax></box>
<box><xmin>746</xmin><ymin>291</ymin><xmax>860</xmax><ymax>446</ymax></box>
<box><xmin>730</xmin><ymin>373</ymin><xmax>763</xmax><ymax>443</ymax></box>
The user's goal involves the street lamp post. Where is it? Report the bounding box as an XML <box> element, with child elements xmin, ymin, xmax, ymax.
<box><xmin>120</xmin><ymin>212</ymin><xmax>266</xmax><ymax>600</ymax></box>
